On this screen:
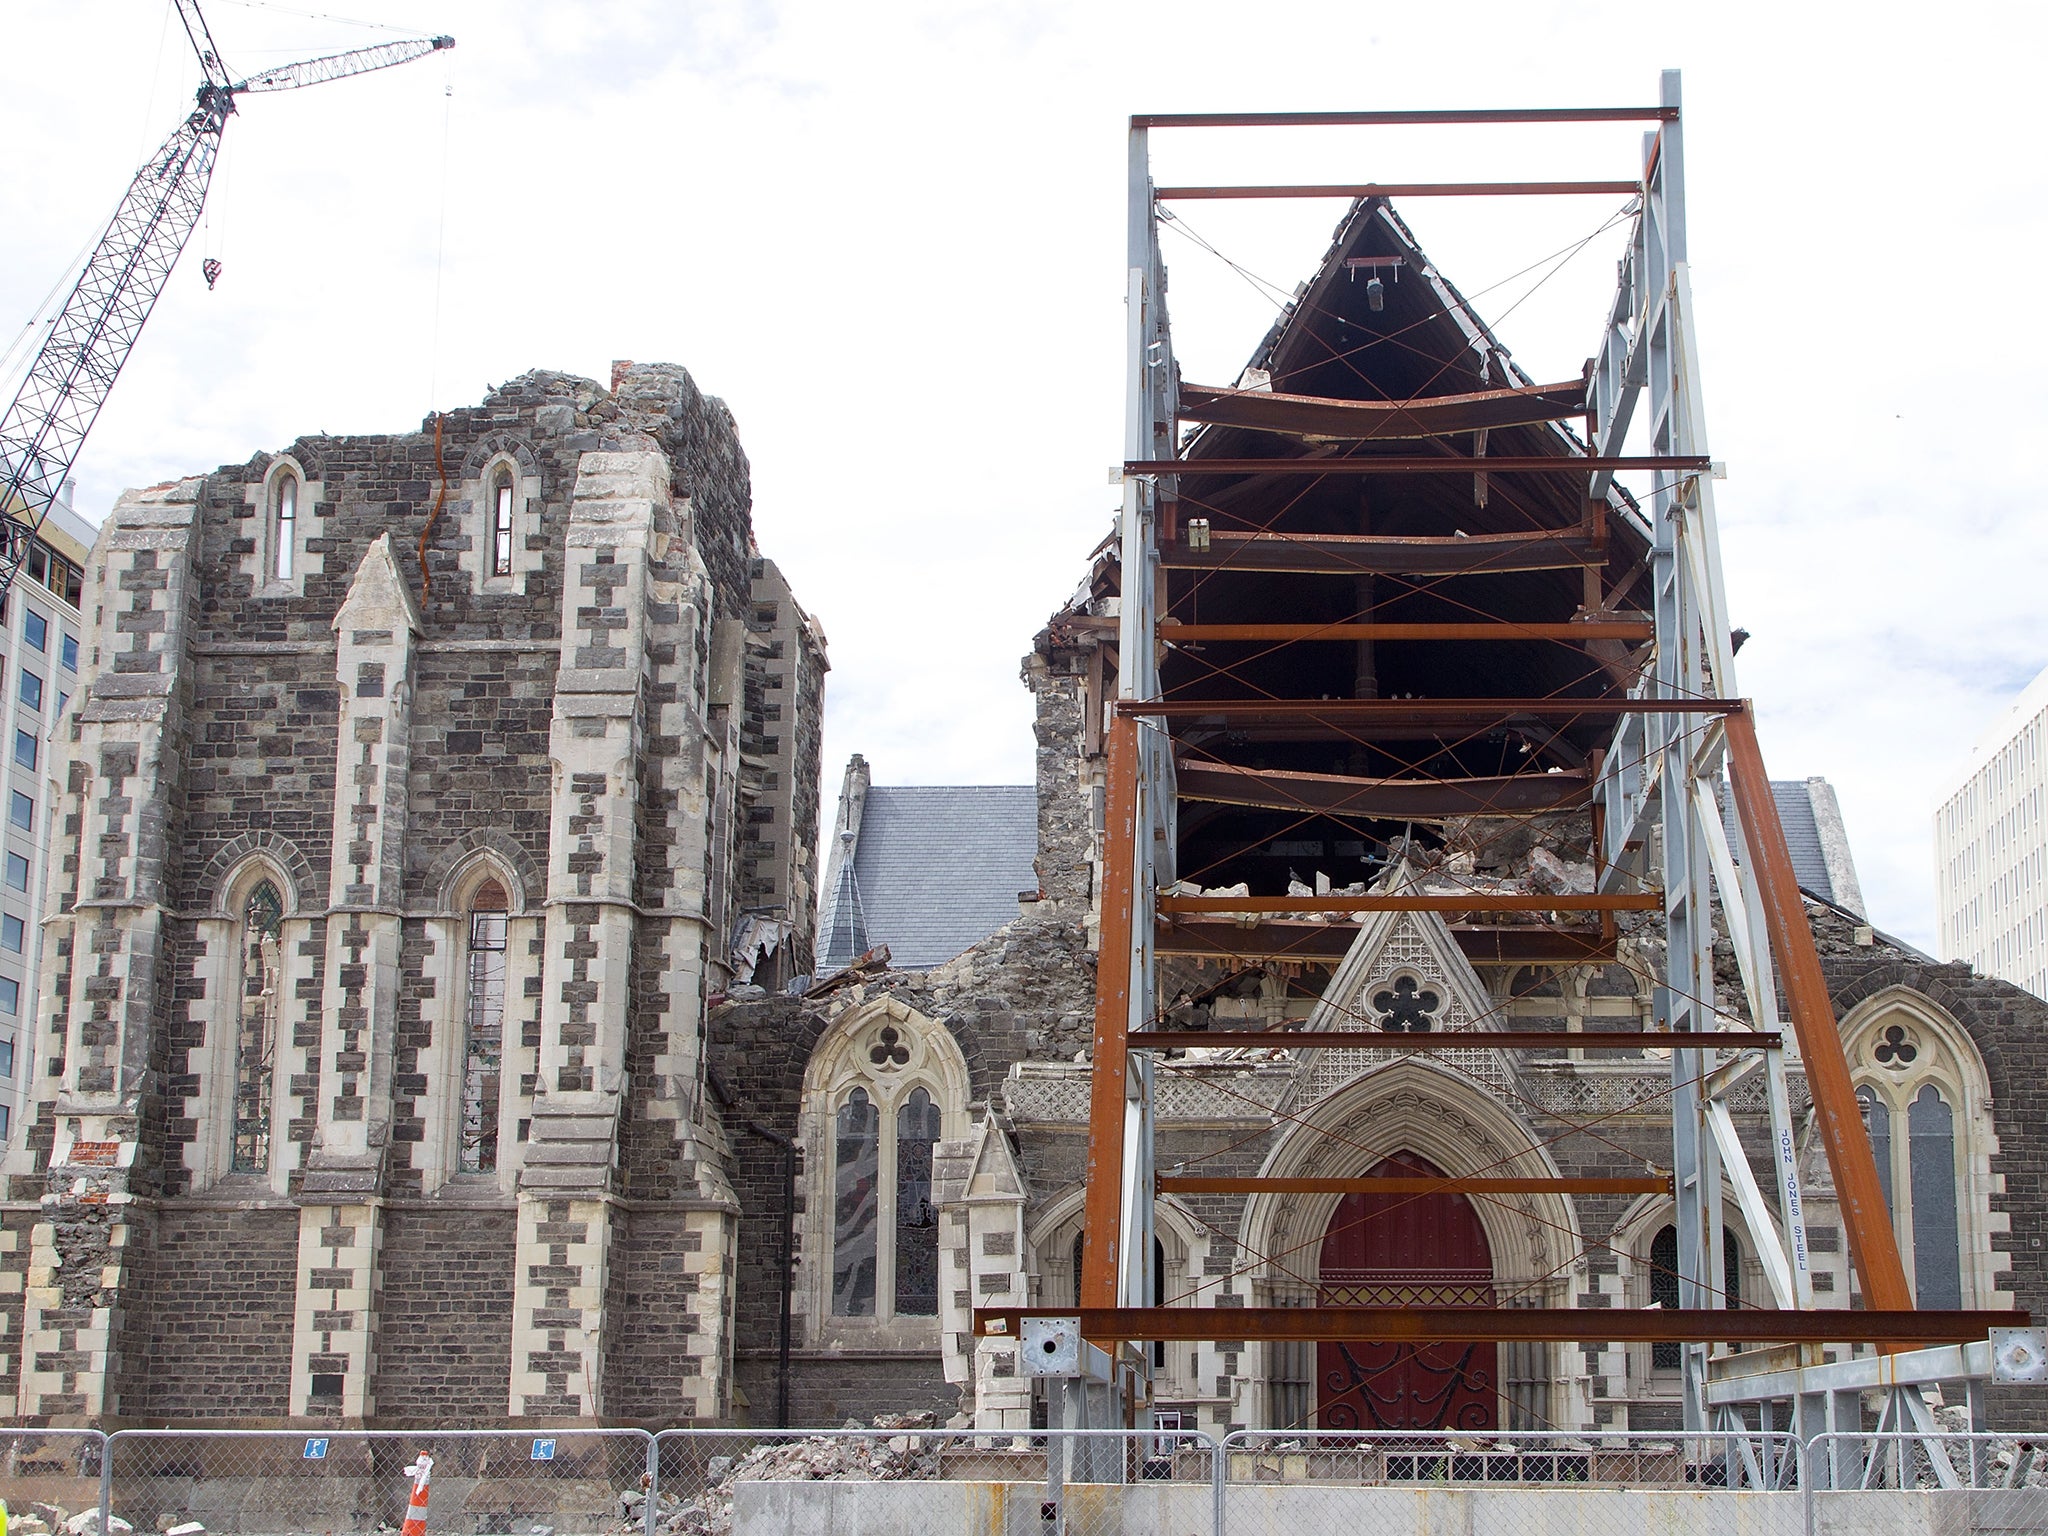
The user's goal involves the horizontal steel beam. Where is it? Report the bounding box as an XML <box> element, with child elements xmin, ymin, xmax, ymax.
<box><xmin>1120</xmin><ymin>697</ymin><xmax>1737</xmax><ymax>722</ymax></box>
<box><xmin>1157</xmin><ymin>919</ymin><xmax>1617</xmax><ymax>966</ymax></box>
<box><xmin>1158</xmin><ymin>528</ymin><xmax>1604</xmax><ymax>577</ymax></box>
<box><xmin>1158</xmin><ymin>892</ymin><xmax>1660</xmax><ymax>914</ymax></box>
<box><xmin>1159</xmin><ymin>1175</ymin><xmax>1672</xmax><ymax>1196</ymax></box>
<box><xmin>1130</xmin><ymin>455</ymin><xmax>1709</xmax><ymax>476</ymax></box>
<box><xmin>1127</xmin><ymin>1029</ymin><xmax>1780</xmax><ymax>1052</ymax></box>
<box><xmin>1163</xmin><ymin>622</ymin><xmax>1654</xmax><ymax>642</ymax></box>
<box><xmin>974</xmin><ymin>1307</ymin><xmax>2026</xmax><ymax>1345</ymax></box>
<box><xmin>1133</xmin><ymin>108</ymin><xmax>1679</xmax><ymax>128</ymax></box>
<box><xmin>1703</xmin><ymin>1339</ymin><xmax>2002</xmax><ymax>1405</ymax></box>
<box><xmin>1173</xmin><ymin>760</ymin><xmax>1591</xmax><ymax>818</ymax></box>
<box><xmin>1154</xmin><ymin>181</ymin><xmax>1642</xmax><ymax>200</ymax></box>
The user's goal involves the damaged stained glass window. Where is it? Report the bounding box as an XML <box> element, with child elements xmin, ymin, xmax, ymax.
<box><xmin>832</xmin><ymin>1087</ymin><xmax>880</xmax><ymax>1316</ymax></box>
<box><xmin>462</xmin><ymin>880</ymin><xmax>508</xmax><ymax>1173</ymax></box>
<box><xmin>894</xmin><ymin>1087</ymin><xmax>942</xmax><ymax>1315</ymax></box>
<box><xmin>232</xmin><ymin>880</ymin><xmax>283</xmax><ymax>1174</ymax></box>
<box><xmin>1908</xmin><ymin>1084</ymin><xmax>1962</xmax><ymax>1309</ymax></box>
<box><xmin>492</xmin><ymin>471</ymin><xmax>516</xmax><ymax>577</ymax></box>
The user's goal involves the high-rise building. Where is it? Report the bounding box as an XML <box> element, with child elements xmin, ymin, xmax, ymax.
<box><xmin>0</xmin><ymin>485</ymin><xmax>91</xmax><ymax>1145</ymax></box>
<box><xmin>1935</xmin><ymin>665</ymin><xmax>2048</xmax><ymax>996</ymax></box>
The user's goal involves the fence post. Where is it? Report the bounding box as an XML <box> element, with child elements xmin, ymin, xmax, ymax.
<box><xmin>642</xmin><ymin>1431</ymin><xmax>659</xmax><ymax>1536</ymax></box>
<box><xmin>96</xmin><ymin>1430</ymin><xmax>112</xmax><ymax>1536</ymax></box>
<box><xmin>1212</xmin><ymin>1431</ymin><xmax>1228</xmax><ymax>1536</ymax></box>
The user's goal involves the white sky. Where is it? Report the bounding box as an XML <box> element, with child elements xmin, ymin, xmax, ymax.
<box><xmin>2</xmin><ymin>0</ymin><xmax>2043</xmax><ymax>952</ymax></box>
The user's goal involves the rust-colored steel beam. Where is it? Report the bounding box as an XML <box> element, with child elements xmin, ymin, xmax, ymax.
<box><xmin>1080</xmin><ymin>715</ymin><xmax>1139</xmax><ymax>1310</ymax></box>
<box><xmin>1163</xmin><ymin>621</ymin><xmax>1654</xmax><ymax>642</ymax></box>
<box><xmin>1155</xmin><ymin>919</ymin><xmax>1617</xmax><ymax>967</ymax></box>
<box><xmin>1154</xmin><ymin>181</ymin><xmax>1642</xmax><ymax>201</ymax></box>
<box><xmin>1159</xmin><ymin>892</ymin><xmax>1659</xmax><ymax>914</ymax></box>
<box><xmin>1158</xmin><ymin>528</ymin><xmax>1603</xmax><ymax>577</ymax></box>
<box><xmin>1119</xmin><ymin>697</ymin><xmax>1737</xmax><ymax>723</ymax></box>
<box><xmin>1159</xmin><ymin>1175</ymin><xmax>1672</xmax><ymax>1197</ymax></box>
<box><xmin>1127</xmin><ymin>1029</ymin><xmax>1779</xmax><ymax>1052</ymax></box>
<box><xmin>1128</xmin><ymin>455</ymin><xmax>1708</xmax><ymax>476</ymax></box>
<box><xmin>1723</xmin><ymin>706</ymin><xmax>1915</xmax><ymax>1315</ymax></box>
<box><xmin>1133</xmin><ymin>108</ymin><xmax>1678</xmax><ymax>128</ymax></box>
<box><xmin>975</xmin><ymin>1307</ymin><xmax>2024</xmax><ymax>1346</ymax></box>
<box><xmin>1175</xmin><ymin>380</ymin><xmax>1587</xmax><ymax>440</ymax></box>
<box><xmin>1173</xmin><ymin>760</ymin><xmax>1590</xmax><ymax>818</ymax></box>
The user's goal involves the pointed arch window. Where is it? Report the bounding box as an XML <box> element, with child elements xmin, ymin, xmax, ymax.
<box><xmin>232</xmin><ymin>880</ymin><xmax>283</xmax><ymax>1173</ymax></box>
<box><xmin>828</xmin><ymin>1077</ymin><xmax>945</xmax><ymax>1321</ymax></box>
<box><xmin>832</xmin><ymin>1087</ymin><xmax>880</xmax><ymax>1315</ymax></box>
<box><xmin>1648</xmin><ymin>1223</ymin><xmax>1742</xmax><ymax>1370</ymax></box>
<box><xmin>461</xmin><ymin>878</ymin><xmax>508</xmax><ymax>1173</ymax></box>
<box><xmin>1859</xmin><ymin>1071</ymin><xmax>1965</xmax><ymax>1308</ymax></box>
<box><xmin>273</xmin><ymin>473</ymin><xmax>298</xmax><ymax>581</ymax></box>
<box><xmin>490</xmin><ymin>469</ymin><xmax>515</xmax><ymax>578</ymax></box>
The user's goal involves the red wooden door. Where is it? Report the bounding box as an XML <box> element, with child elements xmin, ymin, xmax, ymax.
<box><xmin>1316</xmin><ymin>1153</ymin><xmax>1498</xmax><ymax>1432</ymax></box>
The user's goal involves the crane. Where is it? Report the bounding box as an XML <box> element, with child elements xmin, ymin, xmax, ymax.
<box><xmin>0</xmin><ymin>0</ymin><xmax>453</xmax><ymax>595</ymax></box>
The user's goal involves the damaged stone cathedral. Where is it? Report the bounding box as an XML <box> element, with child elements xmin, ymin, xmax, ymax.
<box><xmin>5</xmin><ymin>212</ymin><xmax>2044</xmax><ymax>1434</ymax></box>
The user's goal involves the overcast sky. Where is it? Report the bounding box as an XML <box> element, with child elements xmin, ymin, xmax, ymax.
<box><xmin>2</xmin><ymin>0</ymin><xmax>2043</xmax><ymax>952</ymax></box>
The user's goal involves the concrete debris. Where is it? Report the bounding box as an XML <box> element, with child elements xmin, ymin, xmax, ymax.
<box><xmin>165</xmin><ymin>1525</ymin><xmax>206</xmax><ymax>1536</ymax></box>
<box><xmin>620</xmin><ymin>1420</ymin><xmax>945</xmax><ymax>1536</ymax></box>
<box><xmin>63</xmin><ymin>1515</ymin><xmax>132</xmax><ymax>1536</ymax></box>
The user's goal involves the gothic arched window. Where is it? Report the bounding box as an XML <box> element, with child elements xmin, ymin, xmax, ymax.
<box><xmin>232</xmin><ymin>880</ymin><xmax>283</xmax><ymax>1173</ymax></box>
<box><xmin>1648</xmin><ymin>1223</ymin><xmax>1742</xmax><ymax>1370</ymax></box>
<box><xmin>1855</xmin><ymin>1002</ymin><xmax>1973</xmax><ymax>1310</ymax></box>
<box><xmin>806</xmin><ymin>1001</ymin><xmax>969</xmax><ymax>1329</ymax></box>
<box><xmin>490</xmin><ymin>469</ymin><xmax>516</xmax><ymax>578</ymax></box>
<box><xmin>273</xmin><ymin>472</ymin><xmax>298</xmax><ymax>581</ymax></box>
<box><xmin>461</xmin><ymin>878</ymin><xmax>508</xmax><ymax>1173</ymax></box>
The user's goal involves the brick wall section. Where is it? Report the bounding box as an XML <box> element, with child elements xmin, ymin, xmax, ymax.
<box><xmin>732</xmin><ymin>1353</ymin><xmax>955</xmax><ymax>1429</ymax></box>
<box><xmin>605</xmin><ymin>1209</ymin><xmax>711</xmax><ymax>1424</ymax></box>
<box><xmin>373</xmin><ymin>1208</ymin><xmax>516</xmax><ymax>1424</ymax></box>
<box><xmin>124</xmin><ymin>1207</ymin><xmax>298</xmax><ymax>1422</ymax></box>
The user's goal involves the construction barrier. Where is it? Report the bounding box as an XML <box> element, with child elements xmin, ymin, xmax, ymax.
<box><xmin>0</xmin><ymin>1431</ymin><xmax>108</xmax><ymax>1536</ymax></box>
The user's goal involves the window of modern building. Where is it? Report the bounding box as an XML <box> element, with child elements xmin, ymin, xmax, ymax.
<box><xmin>55</xmin><ymin>693</ymin><xmax>67</xmax><ymax>720</ymax></box>
<box><xmin>274</xmin><ymin>473</ymin><xmax>298</xmax><ymax>581</ymax></box>
<box><xmin>18</xmin><ymin>670</ymin><xmax>39</xmax><ymax>713</ymax></box>
<box><xmin>0</xmin><ymin>1104</ymin><xmax>12</xmax><ymax>1140</ymax></box>
<box><xmin>60</xmin><ymin>633</ymin><xmax>76</xmax><ymax>672</ymax></box>
<box><xmin>0</xmin><ymin>977</ymin><xmax>18</xmax><ymax>1015</ymax></box>
<box><xmin>5</xmin><ymin>855</ymin><xmax>27</xmax><ymax>892</ymax></box>
<box><xmin>492</xmin><ymin>469</ymin><xmax>516</xmax><ymax>577</ymax></box>
<box><xmin>0</xmin><ymin>1039</ymin><xmax>13</xmax><ymax>1078</ymax></box>
<box><xmin>1</xmin><ymin>915</ymin><xmax>23</xmax><ymax>953</ymax></box>
<box><xmin>12</xmin><ymin>731</ymin><xmax>33</xmax><ymax>772</ymax></box>
<box><xmin>22</xmin><ymin>610</ymin><xmax>46</xmax><ymax>652</ymax></box>
<box><xmin>233</xmin><ymin>881</ymin><xmax>284</xmax><ymax>1174</ymax></box>
<box><xmin>461</xmin><ymin>879</ymin><xmax>508</xmax><ymax>1173</ymax></box>
<box><xmin>9</xmin><ymin>793</ymin><xmax>30</xmax><ymax>832</ymax></box>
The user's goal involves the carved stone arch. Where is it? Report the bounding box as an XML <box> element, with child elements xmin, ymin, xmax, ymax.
<box><xmin>441</xmin><ymin>845</ymin><xmax>531</xmax><ymax>915</ymax></box>
<box><xmin>1609</xmin><ymin>1187</ymin><xmax>1783</xmax><ymax>1311</ymax></box>
<box><xmin>200</xmin><ymin>832</ymin><xmax>318</xmax><ymax>916</ymax></box>
<box><xmin>458</xmin><ymin>431</ymin><xmax>540</xmax><ymax>481</ymax></box>
<box><xmin>1243</xmin><ymin>1059</ymin><xmax>1583</xmax><ymax>1300</ymax></box>
<box><xmin>1837</xmin><ymin>985</ymin><xmax>2003</xmax><ymax>1309</ymax></box>
<box><xmin>423</xmin><ymin>831</ymin><xmax>543</xmax><ymax>912</ymax></box>
<box><xmin>241</xmin><ymin>451</ymin><xmax>325</xmax><ymax>592</ymax></box>
<box><xmin>801</xmin><ymin>995</ymin><xmax>971</xmax><ymax>1121</ymax></box>
<box><xmin>1026</xmin><ymin>1184</ymin><xmax>1201</xmax><ymax>1305</ymax></box>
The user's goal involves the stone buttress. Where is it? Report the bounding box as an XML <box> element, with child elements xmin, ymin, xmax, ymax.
<box><xmin>11</xmin><ymin>482</ymin><xmax>201</xmax><ymax>1420</ymax></box>
<box><xmin>287</xmin><ymin>533</ymin><xmax>422</xmax><ymax>1419</ymax></box>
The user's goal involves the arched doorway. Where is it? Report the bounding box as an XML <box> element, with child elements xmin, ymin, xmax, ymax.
<box><xmin>1317</xmin><ymin>1153</ymin><xmax>1497</xmax><ymax>1431</ymax></box>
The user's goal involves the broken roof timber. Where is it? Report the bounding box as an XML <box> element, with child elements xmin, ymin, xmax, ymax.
<box><xmin>1174</xmin><ymin>759</ymin><xmax>1590</xmax><ymax>818</ymax></box>
<box><xmin>1177</xmin><ymin>379</ymin><xmax>1587</xmax><ymax>441</ymax></box>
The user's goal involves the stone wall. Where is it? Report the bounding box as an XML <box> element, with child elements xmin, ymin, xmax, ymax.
<box><xmin>123</xmin><ymin>1206</ymin><xmax>299</xmax><ymax>1422</ymax></box>
<box><xmin>373</xmin><ymin>1206</ymin><xmax>517</xmax><ymax>1424</ymax></box>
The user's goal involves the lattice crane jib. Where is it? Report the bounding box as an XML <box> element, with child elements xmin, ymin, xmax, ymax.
<box><xmin>0</xmin><ymin>1</ymin><xmax>453</xmax><ymax>594</ymax></box>
<box><xmin>1030</xmin><ymin>71</ymin><xmax>2023</xmax><ymax>1443</ymax></box>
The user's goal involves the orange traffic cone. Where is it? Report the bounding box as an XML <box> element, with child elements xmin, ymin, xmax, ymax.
<box><xmin>400</xmin><ymin>1454</ymin><xmax>433</xmax><ymax>1536</ymax></box>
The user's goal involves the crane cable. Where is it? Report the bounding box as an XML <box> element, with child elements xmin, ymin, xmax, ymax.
<box><xmin>416</xmin><ymin>47</ymin><xmax>457</xmax><ymax>605</ymax></box>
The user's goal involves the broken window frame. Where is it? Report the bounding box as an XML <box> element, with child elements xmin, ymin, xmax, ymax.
<box><xmin>460</xmin><ymin>879</ymin><xmax>509</xmax><ymax>1174</ymax></box>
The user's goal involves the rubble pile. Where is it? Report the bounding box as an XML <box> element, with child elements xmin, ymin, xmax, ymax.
<box><xmin>616</xmin><ymin>1416</ymin><xmax>945</xmax><ymax>1536</ymax></box>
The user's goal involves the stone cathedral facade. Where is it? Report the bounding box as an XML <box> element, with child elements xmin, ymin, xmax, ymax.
<box><xmin>0</xmin><ymin>363</ymin><xmax>826</xmax><ymax>1425</ymax></box>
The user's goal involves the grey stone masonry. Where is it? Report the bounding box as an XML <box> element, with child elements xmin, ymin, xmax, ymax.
<box><xmin>0</xmin><ymin>363</ymin><xmax>823</xmax><ymax>1427</ymax></box>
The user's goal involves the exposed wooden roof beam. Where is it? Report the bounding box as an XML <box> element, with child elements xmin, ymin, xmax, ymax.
<box><xmin>1177</xmin><ymin>379</ymin><xmax>1586</xmax><ymax>441</ymax></box>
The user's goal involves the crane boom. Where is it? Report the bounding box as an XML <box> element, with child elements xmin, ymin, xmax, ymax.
<box><xmin>0</xmin><ymin>8</ymin><xmax>453</xmax><ymax>594</ymax></box>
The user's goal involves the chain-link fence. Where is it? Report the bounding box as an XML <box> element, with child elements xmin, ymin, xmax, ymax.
<box><xmin>648</xmin><ymin>1427</ymin><xmax>1216</xmax><ymax>1536</ymax></box>
<box><xmin>0</xmin><ymin>1429</ymin><xmax>109</xmax><ymax>1536</ymax></box>
<box><xmin>1807</xmin><ymin>1431</ymin><xmax>2048</xmax><ymax>1535</ymax></box>
<box><xmin>104</xmin><ymin>1429</ymin><xmax>654</xmax><ymax>1536</ymax></box>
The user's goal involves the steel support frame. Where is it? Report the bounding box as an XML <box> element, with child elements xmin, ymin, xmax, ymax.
<box><xmin>1589</xmin><ymin>72</ymin><xmax>1918</xmax><ymax>1433</ymax></box>
<box><xmin>1077</xmin><ymin>70</ymin><xmax>1954</xmax><ymax>1440</ymax></box>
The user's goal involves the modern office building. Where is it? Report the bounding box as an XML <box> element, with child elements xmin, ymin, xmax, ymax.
<box><xmin>1935</xmin><ymin>664</ymin><xmax>2048</xmax><ymax>997</ymax></box>
<box><xmin>0</xmin><ymin>487</ymin><xmax>91</xmax><ymax>1144</ymax></box>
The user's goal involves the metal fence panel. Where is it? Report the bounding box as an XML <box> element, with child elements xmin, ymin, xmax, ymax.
<box><xmin>105</xmin><ymin>1429</ymin><xmax>653</xmax><ymax>1536</ymax></box>
<box><xmin>0</xmin><ymin>1430</ymin><xmax>109</xmax><ymax>1536</ymax></box>
<box><xmin>648</xmin><ymin>1426</ymin><xmax>1216</xmax><ymax>1536</ymax></box>
<box><xmin>1806</xmin><ymin>1430</ymin><xmax>2048</xmax><ymax>1534</ymax></box>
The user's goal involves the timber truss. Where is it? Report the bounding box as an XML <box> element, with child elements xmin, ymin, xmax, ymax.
<box><xmin>976</xmin><ymin>73</ymin><xmax>2037</xmax><ymax>1441</ymax></box>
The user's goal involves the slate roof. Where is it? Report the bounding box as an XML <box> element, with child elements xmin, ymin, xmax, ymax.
<box><xmin>1720</xmin><ymin>781</ymin><xmax>1837</xmax><ymax>903</ymax></box>
<box><xmin>818</xmin><ymin>786</ymin><xmax>1038</xmax><ymax>970</ymax></box>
